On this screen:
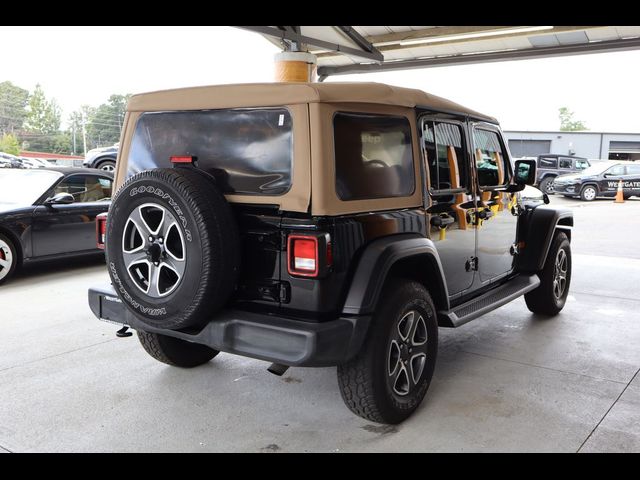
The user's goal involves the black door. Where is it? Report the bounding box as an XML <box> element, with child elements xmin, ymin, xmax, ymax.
<box><xmin>32</xmin><ymin>174</ymin><xmax>112</xmax><ymax>257</ymax></box>
<box><xmin>598</xmin><ymin>164</ymin><xmax>626</xmax><ymax>196</ymax></box>
<box><xmin>421</xmin><ymin>117</ymin><xmax>476</xmax><ymax>296</ymax></box>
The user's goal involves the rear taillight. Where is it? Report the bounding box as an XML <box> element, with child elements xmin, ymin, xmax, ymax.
<box><xmin>287</xmin><ymin>233</ymin><xmax>332</xmax><ymax>278</ymax></box>
<box><xmin>96</xmin><ymin>213</ymin><xmax>108</xmax><ymax>249</ymax></box>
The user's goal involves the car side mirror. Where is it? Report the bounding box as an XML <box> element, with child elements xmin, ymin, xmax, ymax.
<box><xmin>514</xmin><ymin>159</ymin><xmax>537</xmax><ymax>186</ymax></box>
<box><xmin>45</xmin><ymin>192</ymin><xmax>75</xmax><ymax>205</ymax></box>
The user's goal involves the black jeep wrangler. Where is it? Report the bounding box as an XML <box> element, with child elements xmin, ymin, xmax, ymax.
<box><xmin>89</xmin><ymin>82</ymin><xmax>573</xmax><ymax>424</ymax></box>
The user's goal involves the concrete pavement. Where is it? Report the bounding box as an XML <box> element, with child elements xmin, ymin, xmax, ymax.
<box><xmin>0</xmin><ymin>196</ymin><xmax>638</xmax><ymax>452</ymax></box>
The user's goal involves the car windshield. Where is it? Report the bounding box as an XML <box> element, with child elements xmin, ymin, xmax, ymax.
<box><xmin>576</xmin><ymin>163</ymin><xmax>618</xmax><ymax>176</ymax></box>
<box><xmin>0</xmin><ymin>170</ymin><xmax>62</xmax><ymax>205</ymax></box>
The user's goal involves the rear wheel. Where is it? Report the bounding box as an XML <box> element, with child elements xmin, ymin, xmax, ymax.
<box><xmin>580</xmin><ymin>185</ymin><xmax>597</xmax><ymax>201</ymax></box>
<box><xmin>0</xmin><ymin>233</ymin><xmax>18</xmax><ymax>285</ymax></box>
<box><xmin>337</xmin><ymin>280</ymin><xmax>438</xmax><ymax>424</ymax></box>
<box><xmin>539</xmin><ymin>177</ymin><xmax>555</xmax><ymax>194</ymax></box>
<box><xmin>137</xmin><ymin>331</ymin><xmax>219</xmax><ymax>368</ymax></box>
<box><xmin>525</xmin><ymin>231</ymin><xmax>571</xmax><ymax>316</ymax></box>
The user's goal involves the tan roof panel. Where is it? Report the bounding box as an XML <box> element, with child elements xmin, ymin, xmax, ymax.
<box><xmin>127</xmin><ymin>81</ymin><xmax>496</xmax><ymax>122</ymax></box>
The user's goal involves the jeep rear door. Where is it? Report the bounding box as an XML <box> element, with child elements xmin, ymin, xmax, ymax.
<box><xmin>421</xmin><ymin>115</ymin><xmax>476</xmax><ymax>296</ymax></box>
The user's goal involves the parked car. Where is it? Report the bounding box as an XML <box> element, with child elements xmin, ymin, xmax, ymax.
<box><xmin>19</xmin><ymin>157</ymin><xmax>49</xmax><ymax>168</ymax></box>
<box><xmin>523</xmin><ymin>154</ymin><xmax>591</xmax><ymax>194</ymax></box>
<box><xmin>83</xmin><ymin>143</ymin><xmax>119</xmax><ymax>172</ymax></box>
<box><xmin>0</xmin><ymin>152</ymin><xmax>24</xmax><ymax>168</ymax></box>
<box><xmin>0</xmin><ymin>167</ymin><xmax>113</xmax><ymax>284</ymax></box>
<box><xmin>88</xmin><ymin>82</ymin><xmax>572</xmax><ymax>424</ymax></box>
<box><xmin>553</xmin><ymin>160</ymin><xmax>640</xmax><ymax>201</ymax></box>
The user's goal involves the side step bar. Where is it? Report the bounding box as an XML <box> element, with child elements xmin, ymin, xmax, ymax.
<box><xmin>438</xmin><ymin>274</ymin><xmax>540</xmax><ymax>328</ymax></box>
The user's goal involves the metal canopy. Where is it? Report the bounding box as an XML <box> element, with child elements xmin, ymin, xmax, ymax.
<box><xmin>237</xmin><ymin>26</ymin><xmax>640</xmax><ymax>80</ymax></box>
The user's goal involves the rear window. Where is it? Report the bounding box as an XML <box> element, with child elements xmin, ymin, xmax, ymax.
<box><xmin>539</xmin><ymin>156</ymin><xmax>558</xmax><ymax>168</ymax></box>
<box><xmin>127</xmin><ymin>108</ymin><xmax>293</xmax><ymax>195</ymax></box>
<box><xmin>334</xmin><ymin>113</ymin><xmax>414</xmax><ymax>201</ymax></box>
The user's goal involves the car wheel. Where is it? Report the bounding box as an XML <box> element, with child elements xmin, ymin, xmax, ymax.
<box><xmin>105</xmin><ymin>168</ymin><xmax>240</xmax><ymax>330</ymax></box>
<box><xmin>137</xmin><ymin>331</ymin><xmax>219</xmax><ymax>368</ymax></box>
<box><xmin>98</xmin><ymin>160</ymin><xmax>116</xmax><ymax>172</ymax></box>
<box><xmin>539</xmin><ymin>177</ymin><xmax>555</xmax><ymax>194</ymax></box>
<box><xmin>0</xmin><ymin>233</ymin><xmax>18</xmax><ymax>285</ymax></box>
<box><xmin>580</xmin><ymin>185</ymin><xmax>597</xmax><ymax>201</ymax></box>
<box><xmin>337</xmin><ymin>280</ymin><xmax>438</xmax><ymax>424</ymax></box>
<box><xmin>525</xmin><ymin>231</ymin><xmax>571</xmax><ymax>316</ymax></box>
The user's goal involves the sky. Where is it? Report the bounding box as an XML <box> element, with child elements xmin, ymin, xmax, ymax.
<box><xmin>3</xmin><ymin>25</ymin><xmax>640</xmax><ymax>133</ymax></box>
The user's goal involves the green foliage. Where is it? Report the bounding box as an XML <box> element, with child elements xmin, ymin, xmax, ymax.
<box><xmin>25</xmin><ymin>84</ymin><xmax>61</xmax><ymax>134</ymax></box>
<box><xmin>0</xmin><ymin>133</ymin><xmax>20</xmax><ymax>155</ymax></box>
<box><xmin>87</xmin><ymin>94</ymin><xmax>130</xmax><ymax>147</ymax></box>
<box><xmin>559</xmin><ymin>107</ymin><xmax>588</xmax><ymax>131</ymax></box>
<box><xmin>0</xmin><ymin>81</ymin><xmax>30</xmax><ymax>134</ymax></box>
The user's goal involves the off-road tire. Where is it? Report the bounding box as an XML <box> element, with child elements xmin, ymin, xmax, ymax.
<box><xmin>337</xmin><ymin>280</ymin><xmax>438</xmax><ymax>424</ymax></box>
<box><xmin>525</xmin><ymin>231</ymin><xmax>571</xmax><ymax>316</ymax></box>
<box><xmin>539</xmin><ymin>177</ymin><xmax>555</xmax><ymax>194</ymax></box>
<box><xmin>106</xmin><ymin>168</ymin><xmax>240</xmax><ymax>330</ymax></box>
<box><xmin>137</xmin><ymin>331</ymin><xmax>219</xmax><ymax>368</ymax></box>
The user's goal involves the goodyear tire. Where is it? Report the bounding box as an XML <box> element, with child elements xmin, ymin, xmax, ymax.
<box><xmin>106</xmin><ymin>168</ymin><xmax>240</xmax><ymax>330</ymax></box>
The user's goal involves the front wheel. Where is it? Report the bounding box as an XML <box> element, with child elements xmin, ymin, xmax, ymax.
<box><xmin>539</xmin><ymin>177</ymin><xmax>555</xmax><ymax>194</ymax></box>
<box><xmin>580</xmin><ymin>185</ymin><xmax>597</xmax><ymax>201</ymax></box>
<box><xmin>525</xmin><ymin>231</ymin><xmax>571</xmax><ymax>316</ymax></box>
<box><xmin>137</xmin><ymin>331</ymin><xmax>219</xmax><ymax>368</ymax></box>
<box><xmin>337</xmin><ymin>280</ymin><xmax>438</xmax><ymax>424</ymax></box>
<box><xmin>97</xmin><ymin>159</ymin><xmax>116</xmax><ymax>172</ymax></box>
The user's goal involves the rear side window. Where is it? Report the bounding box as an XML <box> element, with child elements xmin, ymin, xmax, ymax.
<box><xmin>127</xmin><ymin>108</ymin><xmax>293</xmax><ymax>195</ymax></box>
<box><xmin>627</xmin><ymin>164</ymin><xmax>640</xmax><ymax>175</ymax></box>
<box><xmin>334</xmin><ymin>113</ymin><xmax>414</xmax><ymax>200</ymax></box>
<box><xmin>559</xmin><ymin>158</ymin><xmax>573</xmax><ymax>169</ymax></box>
<box><xmin>539</xmin><ymin>156</ymin><xmax>558</xmax><ymax>168</ymax></box>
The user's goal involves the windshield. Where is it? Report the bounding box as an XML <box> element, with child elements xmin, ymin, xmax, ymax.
<box><xmin>0</xmin><ymin>170</ymin><xmax>62</xmax><ymax>205</ymax></box>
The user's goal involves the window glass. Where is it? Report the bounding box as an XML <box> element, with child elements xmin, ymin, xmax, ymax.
<box><xmin>473</xmin><ymin>129</ymin><xmax>510</xmax><ymax>187</ymax></box>
<box><xmin>576</xmin><ymin>159</ymin><xmax>590</xmax><ymax>169</ymax></box>
<box><xmin>334</xmin><ymin>113</ymin><xmax>414</xmax><ymax>200</ymax></box>
<box><xmin>539</xmin><ymin>157</ymin><xmax>558</xmax><ymax>168</ymax></box>
<box><xmin>559</xmin><ymin>158</ymin><xmax>573</xmax><ymax>169</ymax></box>
<box><xmin>128</xmin><ymin>109</ymin><xmax>293</xmax><ymax>195</ymax></box>
<box><xmin>423</xmin><ymin>121</ymin><xmax>467</xmax><ymax>191</ymax></box>
<box><xmin>54</xmin><ymin>175</ymin><xmax>112</xmax><ymax>203</ymax></box>
<box><xmin>626</xmin><ymin>164</ymin><xmax>640</xmax><ymax>175</ymax></box>
<box><xmin>607</xmin><ymin>165</ymin><xmax>626</xmax><ymax>176</ymax></box>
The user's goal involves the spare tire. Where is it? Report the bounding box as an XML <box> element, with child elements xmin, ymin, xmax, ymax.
<box><xmin>106</xmin><ymin>168</ymin><xmax>240</xmax><ymax>330</ymax></box>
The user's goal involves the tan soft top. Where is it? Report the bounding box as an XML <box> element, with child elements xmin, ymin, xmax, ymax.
<box><xmin>127</xmin><ymin>82</ymin><xmax>497</xmax><ymax>123</ymax></box>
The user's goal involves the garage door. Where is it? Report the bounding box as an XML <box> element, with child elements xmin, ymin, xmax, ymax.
<box><xmin>508</xmin><ymin>140</ymin><xmax>551</xmax><ymax>158</ymax></box>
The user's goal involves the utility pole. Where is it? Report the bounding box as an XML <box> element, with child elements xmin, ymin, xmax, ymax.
<box><xmin>81</xmin><ymin>113</ymin><xmax>87</xmax><ymax>156</ymax></box>
<box><xmin>72</xmin><ymin>124</ymin><xmax>77</xmax><ymax>155</ymax></box>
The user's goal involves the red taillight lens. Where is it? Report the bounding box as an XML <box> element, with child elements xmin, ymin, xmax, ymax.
<box><xmin>288</xmin><ymin>235</ymin><xmax>318</xmax><ymax>277</ymax></box>
<box><xmin>96</xmin><ymin>214</ymin><xmax>107</xmax><ymax>249</ymax></box>
<box><xmin>170</xmin><ymin>155</ymin><xmax>195</xmax><ymax>164</ymax></box>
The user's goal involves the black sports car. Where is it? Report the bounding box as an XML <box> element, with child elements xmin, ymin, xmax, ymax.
<box><xmin>0</xmin><ymin>167</ymin><xmax>113</xmax><ymax>284</ymax></box>
<box><xmin>553</xmin><ymin>161</ymin><xmax>640</xmax><ymax>201</ymax></box>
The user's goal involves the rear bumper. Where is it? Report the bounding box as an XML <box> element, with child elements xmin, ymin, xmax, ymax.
<box><xmin>88</xmin><ymin>285</ymin><xmax>371</xmax><ymax>367</ymax></box>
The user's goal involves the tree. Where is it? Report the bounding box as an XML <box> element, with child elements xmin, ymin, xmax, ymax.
<box><xmin>25</xmin><ymin>84</ymin><xmax>61</xmax><ymax>135</ymax></box>
<box><xmin>0</xmin><ymin>133</ymin><xmax>20</xmax><ymax>155</ymax></box>
<box><xmin>0</xmin><ymin>81</ymin><xmax>30</xmax><ymax>134</ymax></box>
<box><xmin>87</xmin><ymin>94</ymin><xmax>130</xmax><ymax>147</ymax></box>
<box><xmin>559</xmin><ymin>107</ymin><xmax>588</xmax><ymax>131</ymax></box>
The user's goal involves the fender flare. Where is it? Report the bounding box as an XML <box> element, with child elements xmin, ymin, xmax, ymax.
<box><xmin>342</xmin><ymin>234</ymin><xmax>449</xmax><ymax>315</ymax></box>
<box><xmin>93</xmin><ymin>155</ymin><xmax>117</xmax><ymax>168</ymax></box>
<box><xmin>517</xmin><ymin>205</ymin><xmax>573</xmax><ymax>272</ymax></box>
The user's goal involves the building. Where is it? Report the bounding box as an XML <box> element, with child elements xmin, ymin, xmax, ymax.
<box><xmin>503</xmin><ymin>130</ymin><xmax>640</xmax><ymax>161</ymax></box>
<box><xmin>20</xmin><ymin>150</ymin><xmax>85</xmax><ymax>167</ymax></box>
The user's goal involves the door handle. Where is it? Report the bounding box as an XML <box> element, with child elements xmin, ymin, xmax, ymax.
<box><xmin>430</xmin><ymin>214</ymin><xmax>455</xmax><ymax>228</ymax></box>
<box><xmin>477</xmin><ymin>209</ymin><xmax>494</xmax><ymax>220</ymax></box>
